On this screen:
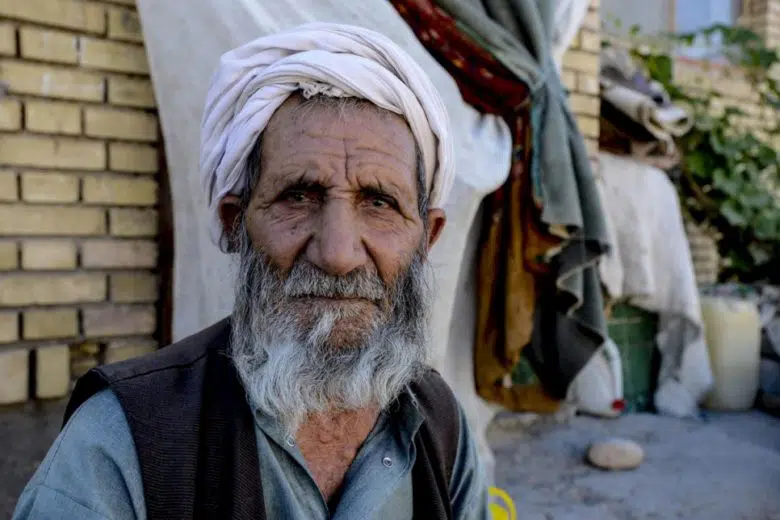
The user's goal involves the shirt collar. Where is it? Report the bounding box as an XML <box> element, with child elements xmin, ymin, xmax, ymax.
<box><xmin>251</xmin><ymin>384</ymin><xmax>425</xmax><ymax>450</ymax></box>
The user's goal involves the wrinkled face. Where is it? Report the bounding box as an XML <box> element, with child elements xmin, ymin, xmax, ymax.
<box><xmin>220</xmin><ymin>96</ymin><xmax>446</xmax><ymax>348</ymax></box>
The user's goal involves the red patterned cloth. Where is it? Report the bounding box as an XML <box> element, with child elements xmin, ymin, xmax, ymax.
<box><xmin>391</xmin><ymin>0</ymin><xmax>564</xmax><ymax>412</ymax></box>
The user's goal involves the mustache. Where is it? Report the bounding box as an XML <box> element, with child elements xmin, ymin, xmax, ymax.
<box><xmin>282</xmin><ymin>259</ymin><xmax>387</xmax><ymax>303</ymax></box>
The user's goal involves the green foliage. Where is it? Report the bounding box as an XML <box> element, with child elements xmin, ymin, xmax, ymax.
<box><xmin>627</xmin><ymin>25</ymin><xmax>780</xmax><ymax>283</ymax></box>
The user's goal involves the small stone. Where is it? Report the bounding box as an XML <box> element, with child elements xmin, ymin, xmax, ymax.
<box><xmin>587</xmin><ymin>438</ymin><xmax>645</xmax><ymax>471</ymax></box>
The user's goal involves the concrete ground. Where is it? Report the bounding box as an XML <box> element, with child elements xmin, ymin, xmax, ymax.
<box><xmin>490</xmin><ymin>410</ymin><xmax>780</xmax><ymax>520</ymax></box>
<box><xmin>1</xmin><ymin>399</ymin><xmax>779</xmax><ymax>519</ymax></box>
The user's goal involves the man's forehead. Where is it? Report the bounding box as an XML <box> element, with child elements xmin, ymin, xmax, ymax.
<box><xmin>259</xmin><ymin>95</ymin><xmax>419</xmax><ymax>189</ymax></box>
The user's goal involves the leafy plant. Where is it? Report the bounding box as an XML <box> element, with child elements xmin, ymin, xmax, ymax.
<box><xmin>626</xmin><ymin>25</ymin><xmax>780</xmax><ymax>282</ymax></box>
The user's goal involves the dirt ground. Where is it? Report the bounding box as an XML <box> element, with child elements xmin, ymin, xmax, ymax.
<box><xmin>1</xmin><ymin>399</ymin><xmax>779</xmax><ymax>519</ymax></box>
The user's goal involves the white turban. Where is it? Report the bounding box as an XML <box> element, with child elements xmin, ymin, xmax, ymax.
<box><xmin>200</xmin><ymin>22</ymin><xmax>455</xmax><ymax>252</ymax></box>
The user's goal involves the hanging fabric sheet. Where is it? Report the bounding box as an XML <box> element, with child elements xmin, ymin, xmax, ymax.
<box><xmin>392</xmin><ymin>0</ymin><xmax>610</xmax><ymax>404</ymax></box>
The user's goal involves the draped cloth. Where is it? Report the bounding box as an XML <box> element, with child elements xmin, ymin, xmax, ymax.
<box><xmin>394</xmin><ymin>0</ymin><xmax>610</xmax><ymax>403</ymax></box>
<box><xmin>199</xmin><ymin>22</ymin><xmax>456</xmax><ymax>251</ymax></box>
<box><xmin>391</xmin><ymin>0</ymin><xmax>558</xmax><ymax>412</ymax></box>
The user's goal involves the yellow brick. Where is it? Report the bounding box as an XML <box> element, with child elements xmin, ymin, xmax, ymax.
<box><xmin>108</xmin><ymin>205</ymin><xmax>159</xmax><ymax>236</ymax></box>
<box><xmin>0</xmin><ymin>312</ymin><xmax>17</xmax><ymax>343</ymax></box>
<box><xmin>581</xmin><ymin>8</ymin><xmax>600</xmax><ymax>31</ymax></box>
<box><xmin>0</xmin><ymin>350</ymin><xmax>28</xmax><ymax>404</ymax></box>
<box><xmin>21</xmin><ymin>240</ymin><xmax>77</xmax><ymax>270</ymax></box>
<box><xmin>579</xmin><ymin>30</ymin><xmax>602</xmax><ymax>53</ymax></box>
<box><xmin>110</xmin><ymin>272</ymin><xmax>158</xmax><ymax>302</ymax></box>
<box><xmin>81</xmin><ymin>239</ymin><xmax>158</xmax><ymax>268</ymax></box>
<box><xmin>20</xmin><ymin>172</ymin><xmax>80</xmax><ymax>203</ymax></box>
<box><xmin>0</xmin><ymin>23</ymin><xmax>15</xmax><ymax>56</ymax></box>
<box><xmin>576</xmin><ymin>115</ymin><xmax>600</xmax><ymax>138</ymax></box>
<box><xmin>714</xmin><ymin>78</ymin><xmax>754</xmax><ymax>100</ymax></box>
<box><xmin>562</xmin><ymin>50</ymin><xmax>600</xmax><ymax>74</ymax></box>
<box><xmin>108</xmin><ymin>76</ymin><xmax>155</xmax><ymax>108</ymax></box>
<box><xmin>35</xmin><ymin>345</ymin><xmax>70</xmax><ymax>398</ymax></box>
<box><xmin>80</xmin><ymin>37</ymin><xmax>148</xmax><ymax>74</ymax></box>
<box><xmin>0</xmin><ymin>0</ymin><xmax>105</xmax><ymax>34</ymax></box>
<box><xmin>83</xmin><ymin>305</ymin><xmax>155</xmax><ymax>336</ymax></box>
<box><xmin>0</xmin><ymin>170</ymin><xmax>17</xmax><ymax>201</ymax></box>
<box><xmin>82</xmin><ymin>175</ymin><xmax>157</xmax><ymax>206</ymax></box>
<box><xmin>577</xmin><ymin>73</ymin><xmax>601</xmax><ymax>96</ymax></box>
<box><xmin>568</xmin><ymin>94</ymin><xmax>601</xmax><ymax>116</ymax></box>
<box><xmin>85</xmin><ymin>107</ymin><xmax>157</xmax><ymax>142</ymax></box>
<box><xmin>71</xmin><ymin>356</ymin><xmax>97</xmax><ymax>378</ymax></box>
<box><xmin>561</xmin><ymin>70</ymin><xmax>577</xmax><ymax>91</ymax></box>
<box><xmin>23</xmin><ymin>308</ymin><xmax>78</xmax><ymax>339</ymax></box>
<box><xmin>105</xmin><ymin>339</ymin><xmax>157</xmax><ymax>364</ymax></box>
<box><xmin>25</xmin><ymin>100</ymin><xmax>82</xmax><ymax>135</ymax></box>
<box><xmin>0</xmin><ymin>99</ymin><xmax>22</xmax><ymax>130</ymax></box>
<box><xmin>109</xmin><ymin>142</ymin><xmax>158</xmax><ymax>173</ymax></box>
<box><xmin>0</xmin><ymin>273</ymin><xmax>106</xmax><ymax>306</ymax></box>
<box><xmin>0</xmin><ymin>60</ymin><xmax>105</xmax><ymax>101</ymax></box>
<box><xmin>0</xmin><ymin>241</ymin><xmax>17</xmax><ymax>270</ymax></box>
<box><xmin>0</xmin><ymin>204</ymin><xmax>106</xmax><ymax>236</ymax></box>
<box><xmin>108</xmin><ymin>7</ymin><xmax>143</xmax><ymax>43</ymax></box>
<box><xmin>0</xmin><ymin>135</ymin><xmax>106</xmax><ymax>170</ymax></box>
<box><xmin>109</xmin><ymin>208</ymin><xmax>158</xmax><ymax>237</ymax></box>
<box><xmin>19</xmin><ymin>27</ymin><xmax>78</xmax><ymax>64</ymax></box>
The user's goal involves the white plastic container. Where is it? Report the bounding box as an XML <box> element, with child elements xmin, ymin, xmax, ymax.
<box><xmin>700</xmin><ymin>296</ymin><xmax>762</xmax><ymax>411</ymax></box>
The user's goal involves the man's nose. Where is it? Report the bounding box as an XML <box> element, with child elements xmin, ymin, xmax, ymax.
<box><xmin>306</xmin><ymin>199</ymin><xmax>369</xmax><ymax>276</ymax></box>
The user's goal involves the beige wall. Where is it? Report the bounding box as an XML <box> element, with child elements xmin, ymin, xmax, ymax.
<box><xmin>0</xmin><ymin>0</ymin><xmax>160</xmax><ymax>403</ymax></box>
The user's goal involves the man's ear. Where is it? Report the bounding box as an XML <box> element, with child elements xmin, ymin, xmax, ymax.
<box><xmin>218</xmin><ymin>195</ymin><xmax>243</xmax><ymax>251</ymax></box>
<box><xmin>425</xmin><ymin>208</ymin><xmax>446</xmax><ymax>251</ymax></box>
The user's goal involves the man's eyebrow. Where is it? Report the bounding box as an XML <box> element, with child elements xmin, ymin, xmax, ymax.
<box><xmin>267</xmin><ymin>172</ymin><xmax>317</xmax><ymax>193</ymax></box>
<box><xmin>357</xmin><ymin>178</ymin><xmax>408</xmax><ymax>202</ymax></box>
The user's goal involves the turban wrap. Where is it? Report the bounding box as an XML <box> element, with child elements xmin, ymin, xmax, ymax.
<box><xmin>200</xmin><ymin>22</ymin><xmax>455</xmax><ymax>252</ymax></box>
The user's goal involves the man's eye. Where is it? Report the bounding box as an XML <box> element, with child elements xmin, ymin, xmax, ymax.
<box><xmin>281</xmin><ymin>190</ymin><xmax>316</xmax><ymax>203</ymax></box>
<box><xmin>365</xmin><ymin>194</ymin><xmax>398</xmax><ymax>210</ymax></box>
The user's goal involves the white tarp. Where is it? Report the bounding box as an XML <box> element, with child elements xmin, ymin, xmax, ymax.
<box><xmin>595</xmin><ymin>152</ymin><xmax>713</xmax><ymax>417</ymax></box>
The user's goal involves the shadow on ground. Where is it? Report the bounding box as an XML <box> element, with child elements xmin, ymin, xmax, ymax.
<box><xmin>0</xmin><ymin>399</ymin><xmax>66</xmax><ymax>518</ymax></box>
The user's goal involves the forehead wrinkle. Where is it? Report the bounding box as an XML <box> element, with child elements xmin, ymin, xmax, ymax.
<box><xmin>348</xmin><ymin>159</ymin><xmax>415</xmax><ymax>195</ymax></box>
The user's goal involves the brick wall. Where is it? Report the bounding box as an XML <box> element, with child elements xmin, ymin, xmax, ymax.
<box><xmin>0</xmin><ymin>0</ymin><xmax>159</xmax><ymax>404</ymax></box>
<box><xmin>672</xmin><ymin>0</ymin><xmax>780</xmax><ymax>147</ymax></box>
<box><xmin>674</xmin><ymin>60</ymin><xmax>778</xmax><ymax>146</ymax></box>
<box><xmin>741</xmin><ymin>0</ymin><xmax>780</xmax><ymax>48</ymax></box>
<box><xmin>561</xmin><ymin>0</ymin><xmax>602</xmax><ymax>155</ymax></box>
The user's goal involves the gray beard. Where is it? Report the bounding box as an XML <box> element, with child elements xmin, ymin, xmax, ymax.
<box><xmin>229</xmin><ymin>223</ymin><xmax>433</xmax><ymax>435</ymax></box>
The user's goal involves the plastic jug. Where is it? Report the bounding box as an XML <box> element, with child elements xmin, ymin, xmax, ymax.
<box><xmin>700</xmin><ymin>296</ymin><xmax>761</xmax><ymax>411</ymax></box>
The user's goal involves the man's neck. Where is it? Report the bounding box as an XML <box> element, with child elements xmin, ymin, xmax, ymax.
<box><xmin>296</xmin><ymin>406</ymin><xmax>381</xmax><ymax>502</ymax></box>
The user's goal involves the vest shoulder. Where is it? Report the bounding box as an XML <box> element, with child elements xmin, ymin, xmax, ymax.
<box><xmin>97</xmin><ymin>317</ymin><xmax>232</xmax><ymax>384</ymax></box>
<box><xmin>415</xmin><ymin>368</ymin><xmax>456</xmax><ymax>400</ymax></box>
<box><xmin>411</xmin><ymin>368</ymin><xmax>460</xmax><ymax>424</ymax></box>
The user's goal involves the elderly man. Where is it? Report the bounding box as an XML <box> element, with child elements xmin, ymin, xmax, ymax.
<box><xmin>13</xmin><ymin>23</ymin><xmax>488</xmax><ymax>520</ymax></box>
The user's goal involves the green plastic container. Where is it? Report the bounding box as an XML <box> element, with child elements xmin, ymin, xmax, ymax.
<box><xmin>607</xmin><ymin>303</ymin><xmax>660</xmax><ymax>413</ymax></box>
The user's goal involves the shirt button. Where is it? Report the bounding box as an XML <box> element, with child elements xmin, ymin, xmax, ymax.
<box><xmin>285</xmin><ymin>435</ymin><xmax>295</xmax><ymax>447</ymax></box>
<box><xmin>382</xmin><ymin>456</ymin><xmax>393</xmax><ymax>468</ymax></box>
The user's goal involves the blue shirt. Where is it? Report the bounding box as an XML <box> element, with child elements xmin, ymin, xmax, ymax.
<box><xmin>13</xmin><ymin>388</ymin><xmax>488</xmax><ymax>519</ymax></box>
